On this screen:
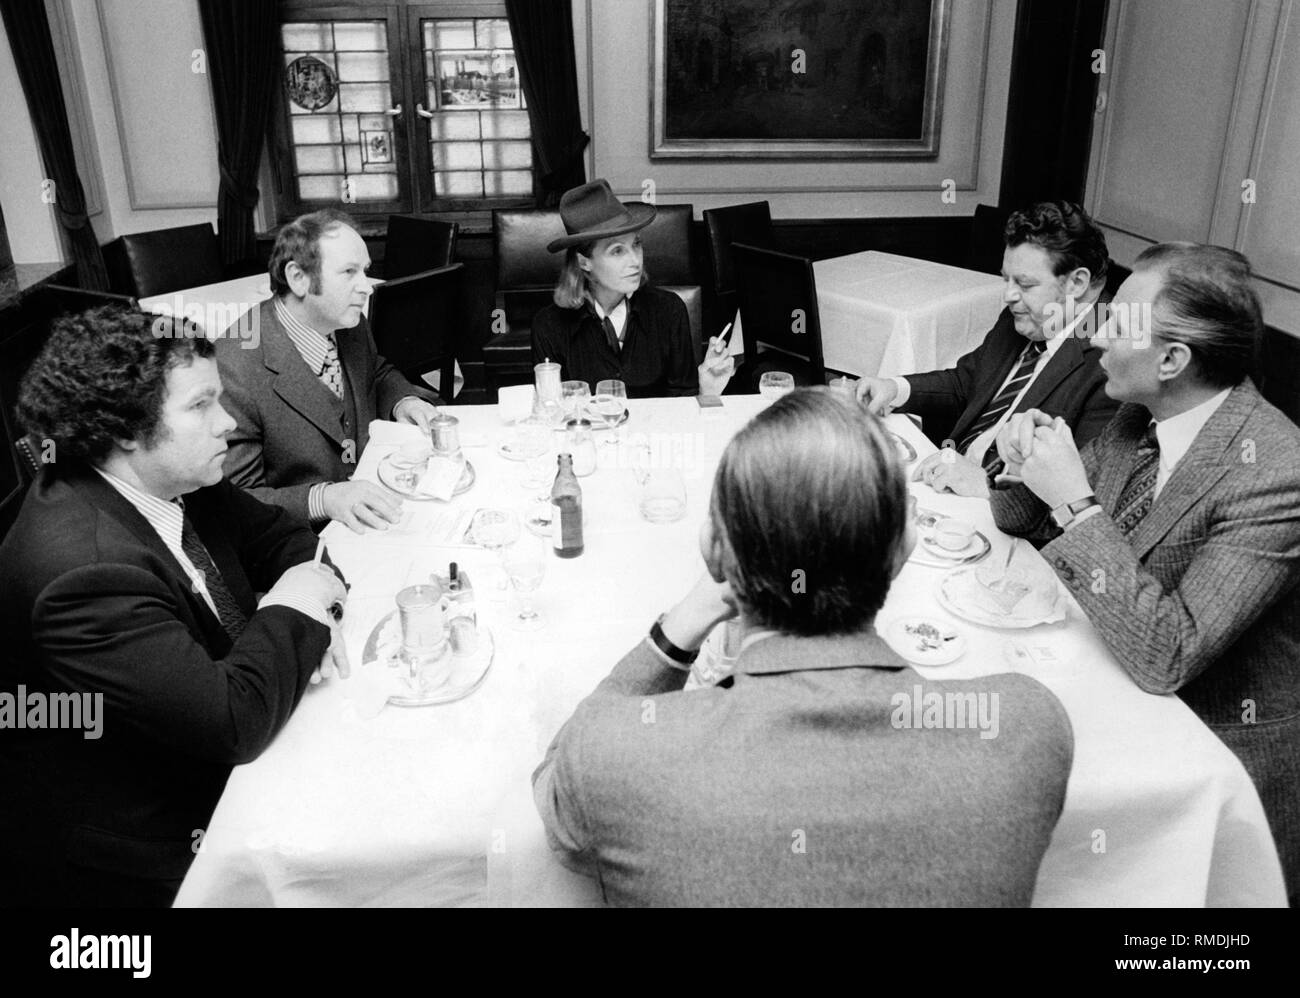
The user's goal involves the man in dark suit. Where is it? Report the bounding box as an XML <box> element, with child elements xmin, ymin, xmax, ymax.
<box><xmin>216</xmin><ymin>210</ymin><xmax>441</xmax><ymax>533</ymax></box>
<box><xmin>0</xmin><ymin>308</ymin><xmax>348</xmax><ymax>906</ymax></box>
<box><xmin>857</xmin><ymin>201</ymin><xmax>1119</xmax><ymax>498</ymax></box>
<box><xmin>534</xmin><ymin>389</ymin><xmax>1074</xmax><ymax>906</ymax></box>
<box><xmin>991</xmin><ymin>243</ymin><xmax>1300</xmax><ymax>903</ymax></box>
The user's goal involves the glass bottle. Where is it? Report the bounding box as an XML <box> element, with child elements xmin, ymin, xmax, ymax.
<box><xmin>550</xmin><ymin>453</ymin><xmax>584</xmax><ymax>558</ymax></box>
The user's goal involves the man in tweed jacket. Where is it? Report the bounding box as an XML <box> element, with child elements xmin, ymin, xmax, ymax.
<box><xmin>535</xmin><ymin>390</ymin><xmax>1074</xmax><ymax>907</ymax></box>
<box><xmin>990</xmin><ymin>242</ymin><xmax>1300</xmax><ymax>903</ymax></box>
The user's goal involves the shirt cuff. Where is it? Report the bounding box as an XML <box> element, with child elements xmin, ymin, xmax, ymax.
<box><xmin>308</xmin><ymin>481</ymin><xmax>331</xmax><ymax>524</ymax></box>
<box><xmin>258</xmin><ymin>592</ymin><xmax>333</xmax><ymax>628</ymax></box>
<box><xmin>891</xmin><ymin>376</ymin><xmax>912</xmax><ymax>408</ymax></box>
<box><xmin>1066</xmin><ymin>504</ymin><xmax>1105</xmax><ymax>530</ymax></box>
<box><xmin>643</xmin><ymin>634</ymin><xmax>695</xmax><ymax>673</ymax></box>
<box><xmin>391</xmin><ymin>395</ymin><xmax>424</xmax><ymax>420</ymax></box>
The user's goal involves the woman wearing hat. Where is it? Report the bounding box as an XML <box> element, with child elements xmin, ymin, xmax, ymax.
<box><xmin>531</xmin><ymin>179</ymin><xmax>734</xmax><ymax>398</ymax></box>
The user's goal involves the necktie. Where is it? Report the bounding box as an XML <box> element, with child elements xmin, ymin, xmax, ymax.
<box><xmin>179</xmin><ymin>508</ymin><xmax>248</xmax><ymax>640</ymax></box>
<box><xmin>957</xmin><ymin>339</ymin><xmax>1048</xmax><ymax>461</ymax></box>
<box><xmin>321</xmin><ymin>334</ymin><xmax>344</xmax><ymax>399</ymax></box>
<box><xmin>1114</xmin><ymin>422</ymin><xmax>1161</xmax><ymax>537</ymax></box>
<box><xmin>601</xmin><ymin>316</ymin><xmax>621</xmax><ymax>354</ymax></box>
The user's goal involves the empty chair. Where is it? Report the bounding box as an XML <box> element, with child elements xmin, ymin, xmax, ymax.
<box><xmin>485</xmin><ymin>209</ymin><xmax>568</xmax><ymax>398</ymax></box>
<box><xmin>383</xmin><ymin>216</ymin><xmax>459</xmax><ymax>279</ymax></box>
<box><xmin>967</xmin><ymin>203</ymin><xmax>1012</xmax><ymax>276</ymax></box>
<box><xmin>104</xmin><ymin>223</ymin><xmax>224</xmax><ymax>298</ymax></box>
<box><xmin>368</xmin><ymin>263</ymin><xmax>464</xmax><ymax>400</ymax></box>
<box><xmin>703</xmin><ymin>201</ymin><xmax>775</xmax><ymax>333</ymax></box>
<box><xmin>639</xmin><ymin>203</ymin><xmax>702</xmax><ymax>350</ymax></box>
<box><xmin>730</xmin><ymin>243</ymin><xmax>825</xmax><ymax>391</ymax></box>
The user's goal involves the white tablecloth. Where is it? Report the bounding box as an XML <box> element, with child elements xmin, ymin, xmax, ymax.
<box><xmin>732</xmin><ymin>250</ymin><xmax>1006</xmax><ymax>378</ymax></box>
<box><xmin>139</xmin><ymin>274</ymin><xmax>461</xmax><ymax>397</ymax></box>
<box><xmin>174</xmin><ymin>397</ymin><xmax>1286</xmax><ymax>908</ymax></box>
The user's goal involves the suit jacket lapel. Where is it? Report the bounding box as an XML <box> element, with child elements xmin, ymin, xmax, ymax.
<box><xmin>261</xmin><ymin>302</ymin><xmax>347</xmax><ymax>447</ymax></box>
<box><xmin>1015</xmin><ymin>336</ymin><xmax>1087</xmax><ymax>415</ymax></box>
<box><xmin>1128</xmin><ymin>382</ymin><xmax>1256</xmax><ymax>556</ymax></box>
<box><xmin>950</xmin><ymin>315</ymin><xmax>1022</xmax><ymax>443</ymax></box>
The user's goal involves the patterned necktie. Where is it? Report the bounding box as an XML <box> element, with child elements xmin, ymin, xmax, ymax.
<box><xmin>1114</xmin><ymin>422</ymin><xmax>1161</xmax><ymax>537</ymax></box>
<box><xmin>179</xmin><ymin>508</ymin><xmax>248</xmax><ymax>640</ymax></box>
<box><xmin>321</xmin><ymin>334</ymin><xmax>344</xmax><ymax>399</ymax></box>
<box><xmin>957</xmin><ymin>339</ymin><xmax>1047</xmax><ymax>460</ymax></box>
<box><xmin>601</xmin><ymin>316</ymin><xmax>621</xmax><ymax>354</ymax></box>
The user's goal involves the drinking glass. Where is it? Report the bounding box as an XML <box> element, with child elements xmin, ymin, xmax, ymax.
<box><xmin>758</xmin><ymin>371</ymin><xmax>795</xmax><ymax>401</ymax></box>
<box><xmin>635</xmin><ymin>467</ymin><xmax>687</xmax><ymax>523</ymax></box>
<box><xmin>503</xmin><ymin>534</ymin><xmax>546</xmax><ymax>630</ymax></box>
<box><xmin>511</xmin><ymin>418</ymin><xmax>554</xmax><ymax>498</ymax></box>
<box><xmin>592</xmin><ymin>379</ymin><xmax>628</xmax><ymax>444</ymax></box>
<box><xmin>470</xmin><ymin>508</ymin><xmax>521</xmax><ymax>602</ymax></box>
<box><xmin>561</xmin><ymin>380</ymin><xmax>592</xmax><ymax>418</ymax></box>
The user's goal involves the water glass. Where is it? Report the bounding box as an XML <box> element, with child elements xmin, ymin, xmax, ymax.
<box><xmin>636</xmin><ymin>467</ymin><xmax>687</xmax><ymax>523</ymax></box>
<box><xmin>758</xmin><ymin>371</ymin><xmax>795</xmax><ymax>400</ymax></box>
<box><xmin>592</xmin><ymin>379</ymin><xmax>628</xmax><ymax>442</ymax></box>
<box><xmin>561</xmin><ymin>380</ymin><xmax>592</xmax><ymax>417</ymax></box>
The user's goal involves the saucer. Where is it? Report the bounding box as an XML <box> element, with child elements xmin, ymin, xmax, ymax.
<box><xmin>883</xmin><ymin>616</ymin><xmax>966</xmax><ymax>666</ymax></box>
<box><xmin>910</xmin><ymin>508</ymin><xmax>992</xmax><ymax>566</ymax></box>
<box><xmin>936</xmin><ymin>567</ymin><xmax>1068</xmax><ymax>629</ymax></box>
<box><xmin>583</xmin><ymin>403</ymin><xmax>629</xmax><ymax>429</ymax></box>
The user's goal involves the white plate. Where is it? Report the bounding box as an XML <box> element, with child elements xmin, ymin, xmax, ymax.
<box><xmin>496</xmin><ymin>439</ymin><xmax>547</xmax><ymax>461</ymax></box>
<box><xmin>354</xmin><ymin>615</ymin><xmax>495</xmax><ymax>710</ymax></box>
<box><xmin>883</xmin><ymin>616</ymin><xmax>967</xmax><ymax>666</ymax></box>
<box><xmin>937</xmin><ymin>567</ymin><xmax>1068</xmax><ymax>629</ymax></box>
<box><xmin>377</xmin><ymin>454</ymin><xmax>475</xmax><ymax>500</ymax></box>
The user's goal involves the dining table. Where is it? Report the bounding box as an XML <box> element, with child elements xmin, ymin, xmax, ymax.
<box><xmin>173</xmin><ymin>393</ymin><xmax>1286</xmax><ymax>908</ymax></box>
<box><xmin>730</xmin><ymin>250</ymin><xmax>1007</xmax><ymax>378</ymax></box>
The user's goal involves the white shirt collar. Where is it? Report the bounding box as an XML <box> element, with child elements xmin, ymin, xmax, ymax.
<box><xmin>1038</xmin><ymin>299</ymin><xmax>1096</xmax><ymax>358</ymax></box>
<box><xmin>1153</xmin><ymin>387</ymin><xmax>1233</xmax><ymax>472</ymax></box>
<box><xmin>589</xmin><ymin>294</ymin><xmax>629</xmax><ymax>335</ymax></box>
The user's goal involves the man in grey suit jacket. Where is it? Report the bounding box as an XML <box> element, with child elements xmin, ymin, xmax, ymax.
<box><xmin>534</xmin><ymin>389</ymin><xmax>1074</xmax><ymax>907</ymax></box>
<box><xmin>856</xmin><ymin>202</ymin><xmax>1119</xmax><ymax>498</ymax></box>
<box><xmin>990</xmin><ymin>243</ymin><xmax>1300</xmax><ymax>903</ymax></box>
<box><xmin>216</xmin><ymin>211</ymin><xmax>440</xmax><ymax>532</ymax></box>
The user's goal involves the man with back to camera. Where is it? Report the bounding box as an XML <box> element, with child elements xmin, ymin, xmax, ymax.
<box><xmin>991</xmin><ymin>242</ymin><xmax>1300</xmax><ymax>904</ymax></box>
<box><xmin>856</xmin><ymin>201</ymin><xmax>1119</xmax><ymax>498</ymax></box>
<box><xmin>534</xmin><ymin>388</ymin><xmax>1075</xmax><ymax>906</ymax></box>
<box><xmin>0</xmin><ymin>307</ymin><xmax>348</xmax><ymax>906</ymax></box>
<box><xmin>216</xmin><ymin>209</ymin><xmax>442</xmax><ymax>533</ymax></box>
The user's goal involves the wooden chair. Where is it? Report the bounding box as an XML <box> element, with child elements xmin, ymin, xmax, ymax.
<box><xmin>383</xmin><ymin>216</ymin><xmax>459</xmax><ymax>279</ymax></box>
<box><xmin>104</xmin><ymin>223</ymin><xmax>223</xmax><ymax>298</ymax></box>
<box><xmin>729</xmin><ymin>243</ymin><xmax>825</xmax><ymax>391</ymax></box>
<box><xmin>369</xmin><ymin>263</ymin><xmax>464</xmax><ymax>401</ymax></box>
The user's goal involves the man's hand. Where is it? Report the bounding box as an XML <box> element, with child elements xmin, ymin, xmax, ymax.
<box><xmin>393</xmin><ymin>396</ymin><xmax>440</xmax><ymax>432</ymax></box>
<box><xmin>311</xmin><ymin>625</ymin><xmax>351</xmax><ymax>684</ymax></box>
<box><xmin>698</xmin><ymin>335</ymin><xmax>735</xmax><ymax>397</ymax></box>
<box><xmin>854</xmin><ymin>375</ymin><xmax>899</xmax><ymax>415</ymax></box>
<box><xmin>267</xmin><ymin>561</ymin><xmax>348</xmax><ymax>623</ymax></box>
<box><xmin>994</xmin><ymin>409</ymin><xmax>1056</xmax><ymax>483</ymax></box>
<box><xmin>1018</xmin><ymin>417</ymin><xmax>1093</xmax><ymax>509</ymax></box>
<box><xmin>322</xmin><ymin>480</ymin><xmax>403</xmax><ymax>533</ymax></box>
<box><xmin>659</xmin><ymin>571</ymin><xmax>738</xmax><ymax>653</ymax></box>
<box><xmin>912</xmin><ymin>449</ymin><xmax>990</xmax><ymax>498</ymax></box>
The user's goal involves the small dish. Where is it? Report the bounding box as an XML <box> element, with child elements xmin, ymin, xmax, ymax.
<box><xmin>883</xmin><ymin>616</ymin><xmax>966</xmax><ymax>666</ymax></box>
<box><xmin>377</xmin><ymin>454</ymin><xmax>475</xmax><ymax>500</ymax></box>
<box><xmin>937</xmin><ymin>567</ymin><xmax>1068</xmax><ymax>629</ymax></box>
<box><xmin>888</xmin><ymin>430</ymin><xmax>918</xmax><ymax>463</ymax></box>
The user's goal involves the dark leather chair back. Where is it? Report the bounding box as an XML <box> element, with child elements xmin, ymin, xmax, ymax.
<box><xmin>732</xmin><ymin>243</ymin><xmax>825</xmax><ymax>388</ymax></box>
<box><xmin>967</xmin><ymin>204</ymin><xmax>1011</xmax><ymax>276</ymax></box>
<box><xmin>703</xmin><ymin>201</ymin><xmax>774</xmax><ymax>296</ymax></box>
<box><xmin>495</xmin><ymin>209</ymin><xmax>566</xmax><ymax>290</ymax></box>
<box><xmin>1103</xmin><ymin>259</ymin><xmax>1131</xmax><ymax>298</ymax></box>
<box><xmin>641</xmin><ymin>203</ymin><xmax>694</xmax><ymax>285</ymax></box>
<box><xmin>1256</xmin><ymin>325</ymin><xmax>1300</xmax><ymax>428</ymax></box>
<box><xmin>384</xmin><ymin>216</ymin><xmax>459</xmax><ymax>279</ymax></box>
<box><xmin>663</xmin><ymin>285</ymin><xmax>703</xmax><ymax>359</ymax></box>
<box><xmin>369</xmin><ymin>263</ymin><xmax>464</xmax><ymax>399</ymax></box>
<box><xmin>105</xmin><ymin>223</ymin><xmax>223</xmax><ymax>299</ymax></box>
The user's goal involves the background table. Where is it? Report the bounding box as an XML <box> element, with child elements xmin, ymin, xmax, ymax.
<box><xmin>174</xmin><ymin>397</ymin><xmax>1286</xmax><ymax>907</ymax></box>
<box><xmin>731</xmin><ymin>250</ymin><xmax>1006</xmax><ymax>377</ymax></box>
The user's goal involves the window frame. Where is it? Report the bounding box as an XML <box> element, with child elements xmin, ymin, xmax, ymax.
<box><xmin>271</xmin><ymin>0</ymin><xmax>536</xmax><ymax>225</ymax></box>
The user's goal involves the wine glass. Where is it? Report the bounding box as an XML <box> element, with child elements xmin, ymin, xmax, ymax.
<box><xmin>561</xmin><ymin>380</ymin><xmax>592</xmax><ymax>418</ymax></box>
<box><xmin>512</xmin><ymin>418</ymin><xmax>555</xmax><ymax>500</ymax></box>
<box><xmin>502</xmin><ymin>534</ymin><xmax>546</xmax><ymax>630</ymax></box>
<box><xmin>470</xmin><ymin>508</ymin><xmax>521</xmax><ymax>602</ymax></box>
<box><xmin>758</xmin><ymin>371</ymin><xmax>795</xmax><ymax>401</ymax></box>
<box><xmin>592</xmin><ymin>379</ymin><xmax>628</xmax><ymax>445</ymax></box>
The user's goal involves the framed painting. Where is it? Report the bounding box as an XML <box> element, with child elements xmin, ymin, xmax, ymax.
<box><xmin>651</xmin><ymin>0</ymin><xmax>949</xmax><ymax>159</ymax></box>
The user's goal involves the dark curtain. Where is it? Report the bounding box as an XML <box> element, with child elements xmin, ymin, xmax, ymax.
<box><xmin>198</xmin><ymin>0</ymin><xmax>279</xmax><ymax>267</ymax></box>
<box><xmin>0</xmin><ymin>1</ymin><xmax>108</xmax><ymax>289</ymax></box>
<box><xmin>505</xmin><ymin>0</ymin><xmax>589</xmax><ymax>206</ymax></box>
<box><xmin>999</xmin><ymin>0</ymin><xmax>1108</xmax><ymax>208</ymax></box>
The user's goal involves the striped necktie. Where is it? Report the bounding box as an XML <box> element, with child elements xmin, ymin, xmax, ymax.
<box><xmin>957</xmin><ymin>339</ymin><xmax>1047</xmax><ymax>461</ymax></box>
<box><xmin>321</xmin><ymin>334</ymin><xmax>344</xmax><ymax>399</ymax></box>
<box><xmin>178</xmin><ymin>506</ymin><xmax>248</xmax><ymax>640</ymax></box>
<box><xmin>1114</xmin><ymin>422</ymin><xmax>1161</xmax><ymax>536</ymax></box>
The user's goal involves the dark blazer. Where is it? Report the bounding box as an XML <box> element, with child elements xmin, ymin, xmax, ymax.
<box><xmin>534</xmin><ymin>630</ymin><xmax>1073</xmax><ymax>907</ymax></box>
<box><xmin>991</xmin><ymin>379</ymin><xmax>1300</xmax><ymax>901</ymax></box>
<box><xmin>902</xmin><ymin>301</ymin><xmax>1118</xmax><ymax>449</ymax></box>
<box><xmin>216</xmin><ymin>300</ymin><xmax>438</xmax><ymax>521</ymax></box>
<box><xmin>531</xmin><ymin>286</ymin><xmax>698</xmax><ymax>398</ymax></box>
<box><xmin>0</xmin><ymin>467</ymin><xmax>331</xmax><ymax>906</ymax></box>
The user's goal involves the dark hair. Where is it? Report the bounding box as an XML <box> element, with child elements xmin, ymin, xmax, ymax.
<box><xmin>268</xmin><ymin>209</ymin><xmax>358</xmax><ymax>297</ymax></box>
<box><xmin>1134</xmin><ymin>242</ymin><xmax>1262</xmax><ymax>388</ymax></box>
<box><xmin>1004</xmin><ymin>201</ymin><xmax>1109</xmax><ymax>286</ymax></box>
<box><xmin>709</xmin><ymin>388</ymin><xmax>909</xmax><ymax>635</ymax></box>
<box><xmin>17</xmin><ymin>306</ymin><xmax>214</xmax><ymax>464</ymax></box>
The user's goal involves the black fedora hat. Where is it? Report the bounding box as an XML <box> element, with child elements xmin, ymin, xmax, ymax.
<box><xmin>546</xmin><ymin>179</ymin><xmax>656</xmax><ymax>253</ymax></box>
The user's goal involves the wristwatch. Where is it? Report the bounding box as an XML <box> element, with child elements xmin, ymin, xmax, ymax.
<box><xmin>649</xmin><ymin>613</ymin><xmax>699</xmax><ymax>665</ymax></box>
<box><xmin>1051</xmin><ymin>494</ymin><xmax>1100</xmax><ymax>529</ymax></box>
